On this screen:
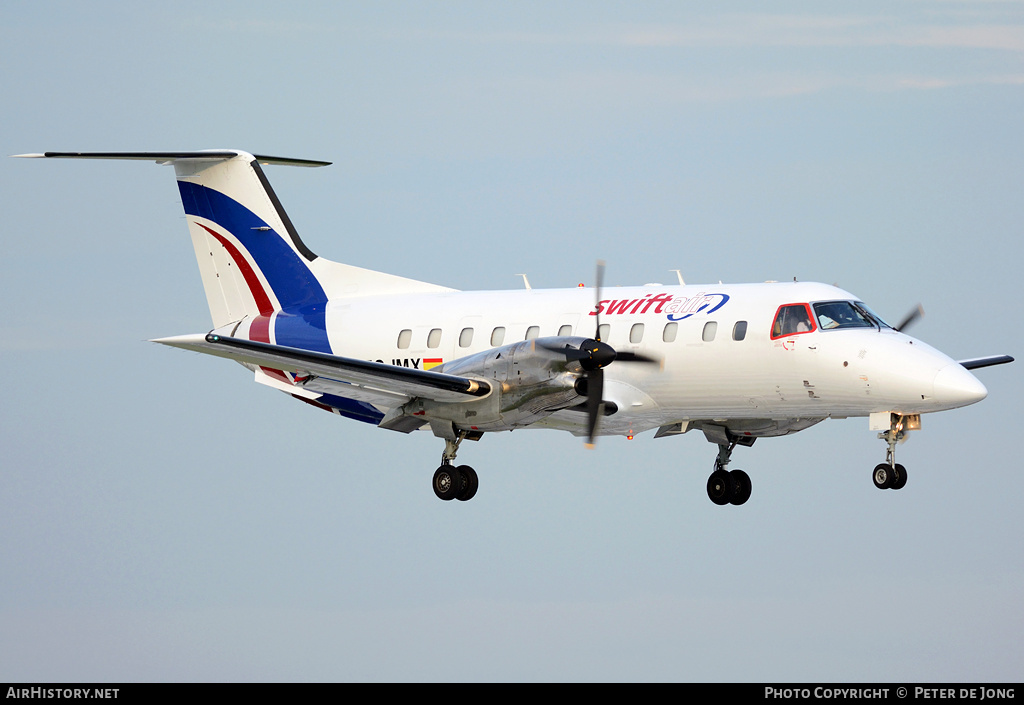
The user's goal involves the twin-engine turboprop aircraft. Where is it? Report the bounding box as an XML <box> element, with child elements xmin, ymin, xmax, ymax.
<box><xmin>18</xmin><ymin>150</ymin><xmax>1013</xmax><ymax>505</ymax></box>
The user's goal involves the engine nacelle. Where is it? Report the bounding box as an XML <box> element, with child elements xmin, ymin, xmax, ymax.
<box><xmin>399</xmin><ymin>336</ymin><xmax>596</xmax><ymax>432</ymax></box>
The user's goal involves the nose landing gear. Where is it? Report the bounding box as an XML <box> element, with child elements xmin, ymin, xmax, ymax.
<box><xmin>873</xmin><ymin>413</ymin><xmax>915</xmax><ymax>491</ymax></box>
<box><xmin>872</xmin><ymin>462</ymin><xmax>907</xmax><ymax>490</ymax></box>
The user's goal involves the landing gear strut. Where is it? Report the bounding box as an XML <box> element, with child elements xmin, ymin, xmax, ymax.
<box><xmin>432</xmin><ymin>432</ymin><xmax>479</xmax><ymax>502</ymax></box>
<box><xmin>706</xmin><ymin>441</ymin><xmax>752</xmax><ymax>506</ymax></box>
<box><xmin>873</xmin><ymin>414</ymin><xmax>911</xmax><ymax>491</ymax></box>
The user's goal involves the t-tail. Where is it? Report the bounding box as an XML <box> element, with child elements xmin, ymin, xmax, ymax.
<box><xmin>15</xmin><ymin>150</ymin><xmax>453</xmax><ymax>353</ymax></box>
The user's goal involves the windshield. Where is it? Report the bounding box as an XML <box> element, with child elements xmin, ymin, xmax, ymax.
<box><xmin>812</xmin><ymin>301</ymin><xmax>891</xmax><ymax>330</ymax></box>
<box><xmin>853</xmin><ymin>302</ymin><xmax>892</xmax><ymax>329</ymax></box>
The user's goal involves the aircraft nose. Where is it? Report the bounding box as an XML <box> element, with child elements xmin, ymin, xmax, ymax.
<box><xmin>933</xmin><ymin>363</ymin><xmax>988</xmax><ymax>408</ymax></box>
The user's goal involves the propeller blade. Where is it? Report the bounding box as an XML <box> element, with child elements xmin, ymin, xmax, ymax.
<box><xmin>585</xmin><ymin>368</ymin><xmax>605</xmax><ymax>448</ymax></box>
<box><xmin>895</xmin><ymin>304</ymin><xmax>924</xmax><ymax>332</ymax></box>
<box><xmin>594</xmin><ymin>260</ymin><xmax>605</xmax><ymax>340</ymax></box>
<box><xmin>536</xmin><ymin>340</ymin><xmax>588</xmax><ymax>360</ymax></box>
<box><xmin>613</xmin><ymin>351</ymin><xmax>661</xmax><ymax>365</ymax></box>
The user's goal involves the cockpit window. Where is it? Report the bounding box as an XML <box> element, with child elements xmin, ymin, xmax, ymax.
<box><xmin>813</xmin><ymin>301</ymin><xmax>874</xmax><ymax>330</ymax></box>
<box><xmin>771</xmin><ymin>304</ymin><xmax>816</xmax><ymax>339</ymax></box>
<box><xmin>853</xmin><ymin>302</ymin><xmax>892</xmax><ymax>329</ymax></box>
<box><xmin>812</xmin><ymin>301</ymin><xmax>892</xmax><ymax>330</ymax></box>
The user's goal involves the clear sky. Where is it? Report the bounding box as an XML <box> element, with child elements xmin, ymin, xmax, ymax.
<box><xmin>1</xmin><ymin>1</ymin><xmax>1022</xmax><ymax>682</ymax></box>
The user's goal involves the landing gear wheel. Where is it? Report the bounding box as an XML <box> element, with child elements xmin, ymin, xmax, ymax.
<box><xmin>707</xmin><ymin>469</ymin><xmax>733</xmax><ymax>505</ymax></box>
<box><xmin>891</xmin><ymin>463</ymin><xmax>907</xmax><ymax>490</ymax></box>
<box><xmin>728</xmin><ymin>469</ymin><xmax>752</xmax><ymax>506</ymax></box>
<box><xmin>433</xmin><ymin>464</ymin><xmax>461</xmax><ymax>501</ymax></box>
<box><xmin>456</xmin><ymin>465</ymin><xmax>478</xmax><ymax>501</ymax></box>
<box><xmin>872</xmin><ymin>463</ymin><xmax>893</xmax><ymax>490</ymax></box>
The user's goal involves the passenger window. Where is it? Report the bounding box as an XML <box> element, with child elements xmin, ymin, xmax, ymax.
<box><xmin>702</xmin><ymin>321</ymin><xmax>717</xmax><ymax>342</ymax></box>
<box><xmin>771</xmin><ymin>304</ymin><xmax>815</xmax><ymax>339</ymax></box>
<box><xmin>459</xmin><ymin>328</ymin><xmax>474</xmax><ymax>348</ymax></box>
<box><xmin>630</xmin><ymin>323</ymin><xmax>644</xmax><ymax>344</ymax></box>
<box><xmin>597</xmin><ymin>323</ymin><xmax>610</xmax><ymax>341</ymax></box>
<box><xmin>397</xmin><ymin>329</ymin><xmax>412</xmax><ymax>349</ymax></box>
<box><xmin>525</xmin><ymin>326</ymin><xmax>540</xmax><ymax>340</ymax></box>
<box><xmin>427</xmin><ymin>328</ymin><xmax>442</xmax><ymax>348</ymax></box>
<box><xmin>491</xmin><ymin>327</ymin><xmax>505</xmax><ymax>346</ymax></box>
<box><xmin>663</xmin><ymin>322</ymin><xmax>678</xmax><ymax>343</ymax></box>
<box><xmin>733</xmin><ymin>321</ymin><xmax>747</xmax><ymax>341</ymax></box>
<box><xmin>558</xmin><ymin>324</ymin><xmax>573</xmax><ymax>336</ymax></box>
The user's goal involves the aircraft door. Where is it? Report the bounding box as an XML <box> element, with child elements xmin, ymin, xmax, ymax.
<box><xmin>768</xmin><ymin>303</ymin><xmax>820</xmax><ymax>405</ymax></box>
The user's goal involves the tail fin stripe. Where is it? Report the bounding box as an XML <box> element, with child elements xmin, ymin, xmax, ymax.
<box><xmin>178</xmin><ymin>181</ymin><xmax>328</xmax><ymax>312</ymax></box>
<box><xmin>196</xmin><ymin>223</ymin><xmax>275</xmax><ymax>316</ymax></box>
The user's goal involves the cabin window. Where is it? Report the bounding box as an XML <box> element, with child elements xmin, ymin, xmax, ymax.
<box><xmin>397</xmin><ymin>329</ymin><xmax>412</xmax><ymax>349</ymax></box>
<box><xmin>598</xmin><ymin>323</ymin><xmax>610</xmax><ymax>341</ymax></box>
<box><xmin>771</xmin><ymin>304</ymin><xmax>816</xmax><ymax>339</ymax></box>
<box><xmin>630</xmin><ymin>323</ymin><xmax>644</xmax><ymax>344</ymax></box>
<box><xmin>525</xmin><ymin>326</ymin><xmax>540</xmax><ymax>340</ymax></box>
<box><xmin>702</xmin><ymin>321</ymin><xmax>717</xmax><ymax>342</ymax></box>
<box><xmin>733</xmin><ymin>321</ymin><xmax>747</xmax><ymax>341</ymax></box>
<box><xmin>558</xmin><ymin>324</ymin><xmax>573</xmax><ymax>336</ymax></box>
<box><xmin>459</xmin><ymin>328</ymin><xmax>474</xmax><ymax>347</ymax></box>
<box><xmin>662</xmin><ymin>322</ymin><xmax>678</xmax><ymax>343</ymax></box>
<box><xmin>427</xmin><ymin>328</ymin><xmax>442</xmax><ymax>348</ymax></box>
<box><xmin>491</xmin><ymin>327</ymin><xmax>505</xmax><ymax>346</ymax></box>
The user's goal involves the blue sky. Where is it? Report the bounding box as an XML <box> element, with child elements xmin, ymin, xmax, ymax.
<box><xmin>2</xmin><ymin>1</ymin><xmax>1022</xmax><ymax>681</ymax></box>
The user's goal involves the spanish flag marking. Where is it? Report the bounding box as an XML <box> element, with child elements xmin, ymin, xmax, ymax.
<box><xmin>423</xmin><ymin>358</ymin><xmax>443</xmax><ymax>371</ymax></box>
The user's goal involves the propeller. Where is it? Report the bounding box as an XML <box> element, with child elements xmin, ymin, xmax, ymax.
<box><xmin>585</xmin><ymin>261</ymin><xmax>608</xmax><ymax>447</ymax></box>
<box><xmin>536</xmin><ymin>262</ymin><xmax>660</xmax><ymax>445</ymax></box>
<box><xmin>580</xmin><ymin>261</ymin><xmax>658</xmax><ymax>447</ymax></box>
<box><xmin>894</xmin><ymin>304</ymin><xmax>924</xmax><ymax>333</ymax></box>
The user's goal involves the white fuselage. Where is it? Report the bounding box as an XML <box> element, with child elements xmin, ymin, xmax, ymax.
<box><xmin>302</xmin><ymin>280</ymin><xmax>986</xmax><ymax>438</ymax></box>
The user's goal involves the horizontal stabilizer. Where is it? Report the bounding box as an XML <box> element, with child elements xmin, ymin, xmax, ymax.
<box><xmin>153</xmin><ymin>333</ymin><xmax>491</xmax><ymax>404</ymax></box>
<box><xmin>13</xmin><ymin>151</ymin><xmax>331</xmax><ymax>167</ymax></box>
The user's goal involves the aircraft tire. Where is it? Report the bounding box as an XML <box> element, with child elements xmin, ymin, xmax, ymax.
<box><xmin>891</xmin><ymin>464</ymin><xmax>908</xmax><ymax>490</ymax></box>
<box><xmin>729</xmin><ymin>469</ymin><xmax>752</xmax><ymax>505</ymax></box>
<box><xmin>872</xmin><ymin>463</ymin><xmax>893</xmax><ymax>490</ymax></box>
<box><xmin>707</xmin><ymin>469</ymin><xmax>733</xmax><ymax>505</ymax></box>
<box><xmin>433</xmin><ymin>464</ymin><xmax>461</xmax><ymax>501</ymax></box>
<box><xmin>456</xmin><ymin>465</ymin><xmax>478</xmax><ymax>501</ymax></box>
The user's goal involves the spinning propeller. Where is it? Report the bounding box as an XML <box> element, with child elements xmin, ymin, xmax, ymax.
<box><xmin>894</xmin><ymin>304</ymin><xmax>924</xmax><ymax>333</ymax></box>
<box><xmin>541</xmin><ymin>261</ymin><xmax>659</xmax><ymax>447</ymax></box>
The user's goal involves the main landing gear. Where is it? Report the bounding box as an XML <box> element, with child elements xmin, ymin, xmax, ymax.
<box><xmin>706</xmin><ymin>441</ymin><xmax>752</xmax><ymax>506</ymax></box>
<box><xmin>873</xmin><ymin>414</ymin><xmax>911</xmax><ymax>491</ymax></box>
<box><xmin>432</xmin><ymin>433</ymin><xmax>479</xmax><ymax>501</ymax></box>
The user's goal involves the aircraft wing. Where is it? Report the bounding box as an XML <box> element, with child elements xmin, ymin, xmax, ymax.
<box><xmin>153</xmin><ymin>333</ymin><xmax>491</xmax><ymax>406</ymax></box>
<box><xmin>958</xmin><ymin>355</ymin><xmax>1014</xmax><ymax>370</ymax></box>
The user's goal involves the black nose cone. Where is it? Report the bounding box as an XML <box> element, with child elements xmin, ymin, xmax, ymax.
<box><xmin>580</xmin><ymin>339</ymin><xmax>617</xmax><ymax>371</ymax></box>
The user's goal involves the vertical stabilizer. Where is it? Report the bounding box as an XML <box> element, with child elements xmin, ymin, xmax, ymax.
<box><xmin>18</xmin><ymin>150</ymin><xmax>457</xmax><ymax>332</ymax></box>
<box><xmin>172</xmin><ymin>151</ymin><xmax>329</xmax><ymax>327</ymax></box>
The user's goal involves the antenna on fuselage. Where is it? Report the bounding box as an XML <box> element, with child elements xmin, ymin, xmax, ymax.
<box><xmin>670</xmin><ymin>269</ymin><xmax>685</xmax><ymax>285</ymax></box>
<box><xmin>516</xmin><ymin>274</ymin><xmax>532</xmax><ymax>290</ymax></box>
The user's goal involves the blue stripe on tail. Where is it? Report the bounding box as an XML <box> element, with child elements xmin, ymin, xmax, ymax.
<box><xmin>178</xmin><ymin>181</ymin><xmax>328</xmax><ymax>312</ymax></box>
<box><xmin>179</xmin><ymin>181</ymin><xmax>333</xmax><ymax>354</ymax></box>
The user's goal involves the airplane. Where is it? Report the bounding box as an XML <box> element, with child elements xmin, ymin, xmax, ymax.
<box><xmin>16</xmin><ymin>149</ymin><xmax>1014</xmax><ymax>505</ymax></box>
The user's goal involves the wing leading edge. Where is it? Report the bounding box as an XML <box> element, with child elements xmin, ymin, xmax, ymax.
<box><xmin>958</xmin><ymin>355</ymin><xmax>1014</xmax><ymax>370</ymax></box>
